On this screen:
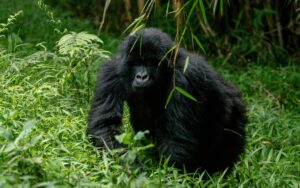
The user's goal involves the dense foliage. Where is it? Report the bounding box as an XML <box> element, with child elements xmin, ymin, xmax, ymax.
<box><xmin>45</xmin><ymin>0</ymin><xmax>300</xmax><ymax>64</ymax></box>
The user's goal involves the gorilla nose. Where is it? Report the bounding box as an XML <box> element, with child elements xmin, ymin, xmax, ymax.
<box><xmin>135</xmin><ymin>72</ymin><xmax>149</xmax><ymax>83</ymax></box>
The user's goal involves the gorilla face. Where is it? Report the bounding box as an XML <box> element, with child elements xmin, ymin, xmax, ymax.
<box><xmin>124</xmin><ymin>55</ymin><xmax>171</xmax><ymax>94</ymax></box>
<box><xmin>128</xmin><ymin>58</ymin><xmax>156</xmax><ymax>90</ymax></box>
<box><xmin>118</xmin><ymin>28</ymin><xmax>175</xmax><ymax>94</ymax></box>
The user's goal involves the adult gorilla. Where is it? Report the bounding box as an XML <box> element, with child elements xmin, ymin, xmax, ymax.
<box><xmin>88</xmin><ymin>28</ymin><xmax>247</xmax><ymax>174</ymax></box>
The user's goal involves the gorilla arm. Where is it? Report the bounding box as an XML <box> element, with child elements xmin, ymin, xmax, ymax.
<box><xmin>87</xmin><ymin>56</ymin><xmax>124</xmax><ymax>149</ymax></box>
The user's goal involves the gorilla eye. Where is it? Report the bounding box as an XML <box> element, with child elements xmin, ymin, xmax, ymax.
<box><xmin>146</xmin><ymin>58</ymin><xmax>159</xmax><ymax>66</ymax></box>
<box><xmin>127</xmin><ymin>60</ymin><xmax>139</xmax><ymax>66</ymax></box>
<box><xmin>145</xmin><ymin>61</ymin><xmax>152</xmax><ymax>66</ymax></box>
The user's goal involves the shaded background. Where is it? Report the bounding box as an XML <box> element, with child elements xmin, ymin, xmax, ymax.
<box><xmin>44</xmin><ymin>0</ymin><xmax>300</xmax><ymax>64</ymax></box>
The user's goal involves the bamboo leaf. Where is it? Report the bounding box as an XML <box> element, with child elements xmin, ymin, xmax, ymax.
<box><xmin>186</xmin><ymin>1</ymin><xmax>197</xmax><ymax>21</ymax></box>
<box><xmin>175</xmin><ymin>86</ymin><xmax>198</xmax><ymax>102</ymax></box>
<box><xmin>220</xmin><ymin>0</ymin><xmax>223</xmax><ymax>16</ymax></box>
<box><xmin>183</xmin><ymin>56</ymin><xmax>190</xmax><ymax>74</ymax></box>
<box><xmin>165</xmin><ymin>88</ymin><xmax>176</xmax><ymax>109</ymax></box>
<box><xmin>213</xmin><ymin>0</ymin><xmax>218</xmax><ymax>16</ymax></box>
<box><xmin>158</xmin><ymin>45</ymin><xmax>177</xmax><ymax>66</ymax></box>
<box><xmin>192</xmin><ymin>34</ymin><xmax>206</xmax><ymax>54</ymax></box>
<box><xmin>198</xmin><ymin>0</ymin><xmax>207</xmax><ymax>23</ymax></box>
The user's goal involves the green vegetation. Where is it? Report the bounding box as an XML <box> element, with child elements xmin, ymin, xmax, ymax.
<box><xmin>0</xmin><ymin>0</ymin><xmax>299</xmax><ymax>187</ymax></box>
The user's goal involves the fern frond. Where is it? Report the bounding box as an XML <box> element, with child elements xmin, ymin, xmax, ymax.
<box><xmin>56</xmin><ymin>32</ymin><xmax>104</xmax><ymax>57</ymax></box>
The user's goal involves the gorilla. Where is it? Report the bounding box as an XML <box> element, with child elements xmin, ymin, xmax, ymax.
<box><xmin>88</xmin><ymin>28</ymin><xmax>247</xmax><ymax>174</ymax></box>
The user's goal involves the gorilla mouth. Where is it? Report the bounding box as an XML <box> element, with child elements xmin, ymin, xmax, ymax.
<box><xmin>133</xmin><ymin>83</ymin><xmax>150</xmax><ymax>89</ymax></box>
<box><xmin>132</xmin><ymin>80</ymin><xmax>153</xmax><ymax>90</ymax></box>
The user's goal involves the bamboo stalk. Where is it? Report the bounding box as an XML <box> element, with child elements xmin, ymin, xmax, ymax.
<box><xmin>98</xmin><ymin>0</ymin><xmax>111</xmax><ymax>35</ymax></box>
<box><xmin>275</xmin><ymin>0</ymin><xmax>284</xmax><ymax>47</ymax></box>
<box><xmin>244</xmin><ymin>0</ymin><xmax>252</xmax><ymax>30</ymax></box>
<box><xmin>123</xmin><ymin>0</ymin><xmax>132</xmax><ymax>23</ymax></box>
<box><xmin>137</xmin><ymin>0</ymin><xmax>145</xmax><ymax>15</ymax></box>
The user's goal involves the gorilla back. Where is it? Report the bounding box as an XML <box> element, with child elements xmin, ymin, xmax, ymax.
<box><xmin>88</xmin><ymin>28</ymin><xmax>247</xmax><ymax>174</ymax></box>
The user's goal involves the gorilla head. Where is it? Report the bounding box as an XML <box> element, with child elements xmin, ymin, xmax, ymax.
<box><xmin>120</xmin><ymin>29</ymin><xmax>175</xmax><ymax>94</ymax></box>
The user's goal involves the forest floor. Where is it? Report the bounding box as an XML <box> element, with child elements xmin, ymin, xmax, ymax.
<box><xmin>0</xmin><ymin>1</ymin><xmax>299</xmax><ymax>187</ymax></box>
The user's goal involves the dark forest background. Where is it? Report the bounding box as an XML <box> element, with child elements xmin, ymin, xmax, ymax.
<box><xmin>45</xmin><ymin>0</ymin><xmax>300</xmax><ymax>64</ymax></box>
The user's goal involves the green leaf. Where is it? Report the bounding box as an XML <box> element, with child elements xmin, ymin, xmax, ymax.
<box><xmin>158</xmin><ymin>45</ymin><xmax>177</xmax><ymax>66</ymax></box>
<box><xmin>133</xmin><ymin>130</ymin><xmax>149</xmax><ymax>141</ymax></box>
<box><xmin>212</xmin><ymin>0</ymin><xmax>218</xmax><ymax>16</ymax></box>
<box><xmin>175</xmin><ymin>86</ymin><xmax>198</xmax><ymax>102</ymax></box>
<box><xmin>192</xmin><ymin>34</ymin><xmax>206</xmax><ymax>54</ymax></box>
<box><xmin>0</xmin><ymin>127</ymin><xmax>12</xmax><ymax>140</ymax></box>
<box><xmin>165</xmin><ymin>86</ymin><xmax>199</xmax><ymax>109</ymax></box>
<box><xmin>220</xmin><ymin>0</ymin><xmax>223</xmax><ymax>16</ymax></box>
<box><xmin>183</xmin><ymin>56</ymin><xmax>190</xmax><ymax>74</ymax></box>
<box><xmin>115</xmin><ymin>132</ymin><xmax>132</xmax><ymax>145</ymax></box>
<box><xmin>198</xmin><ymin>0</ymin><xmax>207</xmax><ymax>23</ymax></box>
<box><xmin>123</xmin><ymin>15</ymin><xmax>145</xmax><ymax>35</ymax></box>
<box><xmin>186</xmin><ymin>1</ymin><xmax>198</xmax><ymax>22</ymax></box>
<box><xmin>137</xmin><ymin>143</ymin><xmax>155</xmax><ymax>151</ymax></box>
<box><xmin>14</xmin><ymin>119</ymin><xmax>37</xmax><ymax>144</ymax></box>
<box><xmin>165</xmin><ymin>88</ymin><xmax>176</xmax><ymax>109</ymax></box>
<box><xmin>4</xmin><ymin>119</ymin><xmax>37</xmax><ymax>153</ymax></box>
<box><xmin>123</xmin><ymin>150</ymin><xmax>137</xmax><ymax>163</ymax></box>
<box><xmin>3</xmin><ymin>110</ymin><xmax>19</xmax><ymax>120</ymax></box>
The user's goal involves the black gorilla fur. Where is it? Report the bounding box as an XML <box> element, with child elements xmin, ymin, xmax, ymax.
<box><xmin>88</xmin><ymin>28</ymin><xmax>247</xmax><ymax>174</ymax></box>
